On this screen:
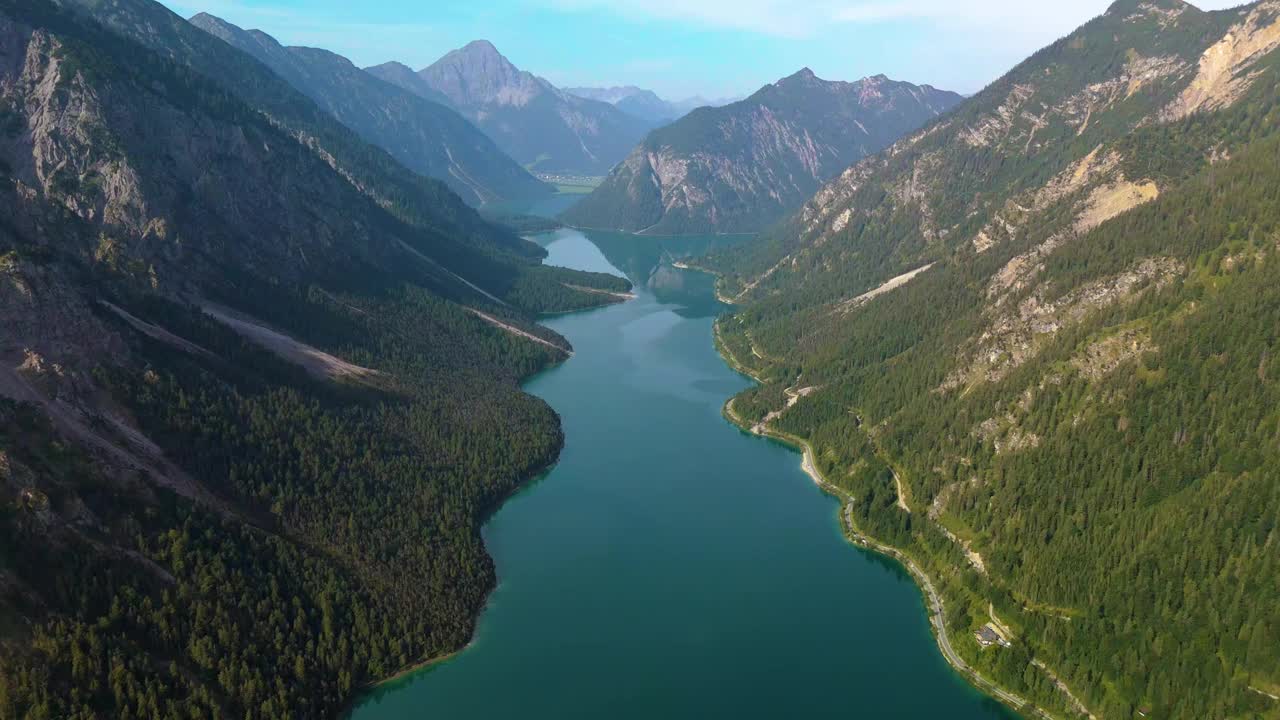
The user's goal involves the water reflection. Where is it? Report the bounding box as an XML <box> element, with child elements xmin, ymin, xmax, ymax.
<box><xmin>532</xmin><ymin>228</ymin><xmax>752</xmax><ymax>319</ymax></box>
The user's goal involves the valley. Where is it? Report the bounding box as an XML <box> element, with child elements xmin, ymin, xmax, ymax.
<box><xmin>349</xmin><ymin>229</ymin><xmax>1017</xmax><ymax>720</ymax></box>
<box><xmin>1</xmin><ymin>0</ymin><xmax>1277</xmax><ymax>718</ymax></box>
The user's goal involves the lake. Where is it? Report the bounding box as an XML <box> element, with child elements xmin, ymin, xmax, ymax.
<box><xmin>350</xmin><ymin>228</ymin><xmax>1016</xmax><ymax>719</ymax></box>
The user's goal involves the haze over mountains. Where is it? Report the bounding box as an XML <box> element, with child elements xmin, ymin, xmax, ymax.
<box><xmin>186</xmin><ymin>14</ymin><xmax>552</xmax><ymax>206</ymax></box>
<box><xmin>368</xmin><ymin>40</ymin><xmax>651</xmax><ymax>175</ymax></box>
<box><xmin>563</xmin><ymin>86</ymin><xmax>738</xmax><ymax>126</ymax></box>
<box><xmin>564</xmin><ymin>69</ymin><xmax>963</xmax><ymax>234</ymax></box>
<box><xmin>3</xmin><ymin>0</ymin><xmax>1280</xmax><ymax>718</ymax></box>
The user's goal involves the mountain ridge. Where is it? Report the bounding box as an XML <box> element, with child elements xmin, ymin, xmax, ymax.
<box><xmin>0</xmin><ymin>2</ymin><xmax>632</xmax><ymax>718</ymax></box>
<box><xmin>187</xmin><ymin>14</ymin><xmax>552</xmax><ymax>207</ymax></box>
<box><xmin>562</xmin><ymin>70</ymin><xmax>963</xmax><ymax>234</ymax></box>
<box><xmin>562</xmin><ymin>85</ymin><xmax>733</xmax><ymax>125</ymax></box>
<box><xmin>368</xmin><ymin>40</ymin><xmax>651</xmax><ymax>175</ymax></box>
<box><xmin>702</xmin><ymin>1</ymin><xmax>1280</xmax><ymax>717</ymax></box>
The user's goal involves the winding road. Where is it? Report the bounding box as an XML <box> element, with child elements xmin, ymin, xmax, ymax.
<box><xmin>721</xmin><ymin>342</ymin><xmax>1082</xmax><ymax>720</ymax></box>
<box><xmin>838</xmin><ymin>503</ymin><xmax>1052</xmax><ymax>719</ymax></box>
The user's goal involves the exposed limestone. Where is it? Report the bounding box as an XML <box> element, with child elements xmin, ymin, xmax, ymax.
<box><xmin>1162</xmin><ymin>2</ymin><xmax>1280</xmax><ymax>121</ymax></box>
<box><xmin>1058</xmin><ymin>52</ymin><xmax>1187</xmax><ymax>134</ymax></box>
<box><xmin>573</xmin><ymin>73</ymin><xmax>961</xmax><ymax>235</ymax></box>
<box><xmin>972</xmin><ymin>229</ymin><xmax>996</xmax><ymax>254</ymax></box>
<box><xmin>975</xmin><ymin>414</ymin><xmax>1042</xmax><ymax>455</ymax></box>
<box><xmin>1122</xmin><ymin>2</ymin><xmax>1187</xmax><ymax>29</ymax></box>
<box><xmin>801</xmin><ymin>157</ymin><xmax>880</xmax><ymax>235</ymax></box>
<box><xmin>889</xmin><ymin>152</ymin><xmax>944</xmax><ymax>242</ymax></box>
<box><xmin>1076</xmin><ymin>179</ymin><xmax>1160</xmax><ymax>232</ymax></box>
<box><xmin>970</xmin><ymin>147</ymin><xmax>1122</xmax><ymax>255</ymax></box>
<box><xmin>1030</xmin><ymin>146</ymin><xmax>1123</xmax><ymax>217</ymax></box>
<box><xmin>1124</xmin><ymin>54</ymin><xmax>1186</xmax><ymax>99</ymax></box>
<box><xmin>1071</xmin><ymin>327</ymin><xmax>1155</xmax><ymax>380</ymax></box>
<box><xmin>977</xmin><ymin>159</ymin><xmax>1162</xmax><ymax>304</ymax></box>
<box><xmin>830</xmin><ymin>207</ymin><xmax>853</xmax><ymax>234</ymax></box>
<box><xmin>101</xmin><ymin>302</ymin><xmax>217</xmax><ymax>360</ymax></box>
<box><xmin>202</xmin><ymin>303</ymin><xmax>381</xmax><ymax>381</ymax></box>
<box><xmin>466</xmin><ymin>308</ymin><xmax>570</xmax><ymax>356</ymax></box>
<box><xmin>961</xmin><ymin>84</ymin><xmax>1035</xmax><ymax>148</ymax></box>
<box><xmin>937</xmin><ymin>522</ymin><xmax>987</xmax><ymax>574</ymax></box>
<box><xmin>947</xmin><ymin>258</ymin><xmax>1183</xmax><ymax>389</ymax></box>
<box><xmin>838</xmin><ymin>263</ymin><xmax>936</xmax><ymax>312</ymax></box>
<box><xmin>987</xmin><ymin>234</ymin><xmax>1069</xmax><ymax>307</ymax></box>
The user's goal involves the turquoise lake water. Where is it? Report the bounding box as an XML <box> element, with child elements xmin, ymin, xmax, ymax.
<box><xmin>350</xmin><ymin>228</ymin><xmax>1016</xmax><ymax>719</ymax></box>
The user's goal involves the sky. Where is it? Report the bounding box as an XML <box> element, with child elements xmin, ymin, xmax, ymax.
<box><xmin>158</xmin><ymin>0</ymin><xmax>1246</xmax><ymax>99</ymax></box>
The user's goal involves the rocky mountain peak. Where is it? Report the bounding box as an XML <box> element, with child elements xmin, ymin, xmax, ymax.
<box><xmin>420</xmin><ymin>39</ymin><xmax>546</xmax><ymax>108</ymax></box>
<box><xmin>368</xmin><ymin>59</ymin><xmax>415</xmax><ymax>74</ymax></box>
<box><xmin>1105</xmin><ymin>0</ymin><xmax>1191</xmax><ymax>14</ymax></box>
<box><xmin>563</xmin><ymin>69</ymin><xmax>962</xmax><ymax>234</ymax></box>
<box><xmin>459</xmin><ymin>39</ymin><xmax>504</xmax><ymax>61</ymax></box>
<box><xmin>778</xmin><ymin>67</ymin><xmax>819</xmax><ymax>86</ymax></box>
<box><xmin>363</xmin><ymin>59</ymin><xmax>435</xmax><ymax>97</ymax></box>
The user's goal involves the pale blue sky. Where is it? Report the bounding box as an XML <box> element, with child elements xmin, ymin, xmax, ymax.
<box><xmin>159</xmin><ymin>0</ymin><xmax>1244</xmax><ymax>99</ymax></box>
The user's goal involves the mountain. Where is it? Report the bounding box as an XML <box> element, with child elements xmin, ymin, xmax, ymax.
<box><xmin>364</xmin><ymin>59</ymin><xmax>448</xmax><ymax>104</ymax></box>
<box><xmin>564</xmin><ymin>86</ymin><xmax>742</xmax><ymax>127</ymax></box>
<box><xmin>564</xmin><ymin>85</ymin><xmax>682</xmax><ymax>125</ymax></box>
<box><xmin>669</xmin><ymin>94</ymin><xmax>740</xmax><ymax>116</ymax></box>
<box><xmin>0</xmin><ymin>0</ymin><xmax>630</xmax><ymax>717</ymax></box>
<box><xmin>702</xmin><ymin>1</ymin><xmax>1280</xmax><ymax>717</ymax></box>
<box><xmin>187</xmin><ymin>13</ymin><xmax>551</xmax><ymax>207</ymax></box>
<box><xmin>369</xmin><ymin>41</ymin><xmax>651</xmax><ymax>175</ymax></box>
<box><xmin>563</xmin><ymin>70</ymin><xmax>963</xmax><ymax>234</ymax></box>
<box><xmin>564</xmin><ymin>85</ymin><xmax>653</xmax><ymax>105</ymax></box>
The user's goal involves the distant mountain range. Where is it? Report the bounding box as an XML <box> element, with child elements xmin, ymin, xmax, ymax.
<box><xmin>188</xmin><ymin>14</ymin><xmax>551</xmax><ymax>207</ymax></box>
<box><xmin>563</xmin><ymin>69</ymin><xmax>962</xmax><ymax>234</ymax></box>
<box><xmin>367</xmin><ymin>41</ymin><xmax>651</xmax><ymax>176</ymax></box>
<box><xmin>563</xmin><ymin>86</ymin><xmax>738</xmax><ymax>126</ymax></box>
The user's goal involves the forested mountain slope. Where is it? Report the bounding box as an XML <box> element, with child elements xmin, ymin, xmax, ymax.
<box><xmin>187</xmin><ymin>13</ymin><xmax>551</xmax><ymax>207</ymax></box>
<box><xmin>562</xmin><ymin>70</ymin><xmax>962</xmax><ymax>235</ymax></box>
<box><xmin>371</xmin><ymin>40</ymin><xmax>650</xmax><ymax>175</ymax></box>
<box><xmin>706</xmin><ymin>1</ymin><xmax>1280</xmax><ymax>717</ymax></box>
<box><xmin>0</xmin><ymin>0</ymin><xmax>628</xmax><ymax>717</ymax></box>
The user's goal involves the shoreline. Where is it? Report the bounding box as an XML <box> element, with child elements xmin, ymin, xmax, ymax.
<box><xmin>559</xmin><ymin>222</ymin><xmax>757</xmax><ymax>239</ymax></box>
<box><xmin>342</xmin><ymin>453</ymin><xmax>568</xmax><ymax>718</ymax></box>
<box><xmin>698</xmin><ymin>251</ymin><xmax>1059</xmax><ymax>718</ymax></box>
<box><xmin>672</xmin><ymin>261</ymin><xmax>739</xmax><ymax>305</ymax></box>
<box><xmin>344</xmin><ymin>286</ymin><xmax>631</xmax><ymax>717</ymax></box>
<box><xmin>719</xmin><ymin>360</ymin><xmax>1058</xmax><ymax>720</ymax></box>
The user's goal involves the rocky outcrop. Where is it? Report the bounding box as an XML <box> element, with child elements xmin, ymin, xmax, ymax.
<box><xmin>188</xmin><ymin>15</ymin><xmax>550</xmax><ymax>207</ymax></box>
<box><xmin>947</xmin><ymin>257</ymin><xmax>1182</xmax><ymax>389</ymax></box>
<box><xmin>373</xmin><ymin>40</ymin><xmax>650</xmax><ymax>175</ymax></box>
<box><xmin>564</xmin><ymin>70</ymin><xmax>962</xmax><ymax>235</ymax></box>
<box><xmin>1161</xmin><ymin>1</ymin><xmax>1280</xmax><ymax>120</ymax></box>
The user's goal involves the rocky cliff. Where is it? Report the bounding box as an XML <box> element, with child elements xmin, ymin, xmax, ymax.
<box><xmin>562</xmin><ymin>69</ymin><xmax>962</xmax><ymax>234</ymax></box>
<box><xmin>188</xmin><ymin>14</ymin><xmax>551</xmax><ymax>207</ymax></box>
<box><xmin>371</xmin><ymin>40</ymin><xmax>651</xmax><ymax>175</ymax></box>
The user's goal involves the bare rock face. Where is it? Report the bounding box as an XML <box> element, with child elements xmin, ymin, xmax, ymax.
<box><xmin>387</xmin><ymin>40</ymin><xmax>650</xmax><ymax>175</ymax></box>
<box><xmin>717</xmin><ymin>0</ymin><xmax>1280</xmax><ymax>311</ymax></box>
<box><xmin>0</xmin><ymin>0</ymin><xmax>538</xmax><ymax>470</ymax></box>
<box><xmin>564</xmin><ymin>70</ymin><xmax>963</xmax><ymax>235</ymax></box>
<box><xmin>420</xmin><ymin>40</ymin><xmax>545</xmax><ymax>109</ymax></box>
<box><xmin>188</xmin><ymin>16</ymin><xmax>550</xmax><ymax>207</ymax></box>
